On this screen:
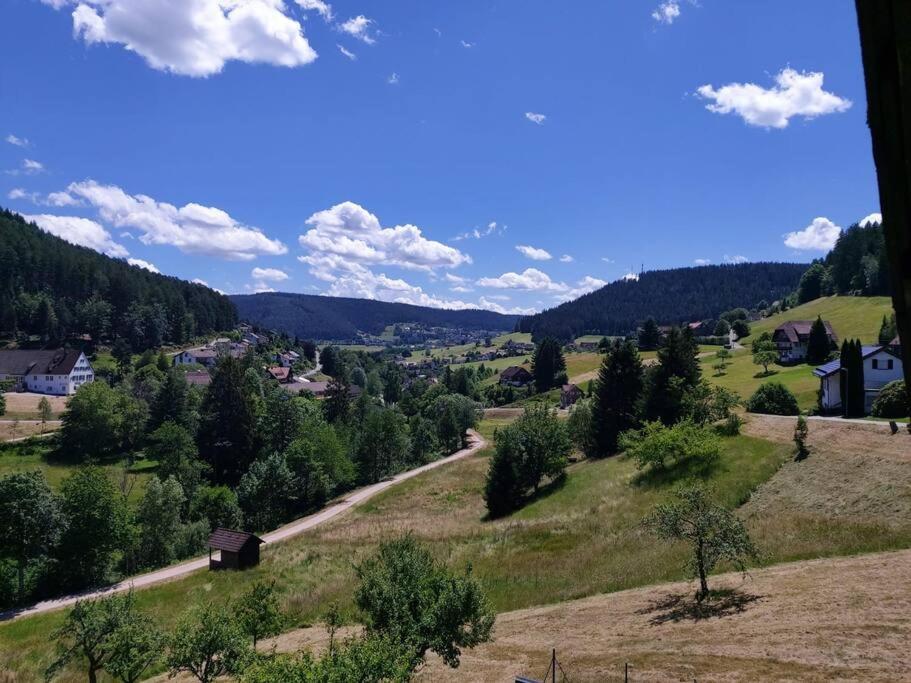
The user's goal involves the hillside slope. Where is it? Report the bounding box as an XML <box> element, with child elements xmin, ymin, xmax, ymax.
<box><xmin>519</xmin><ymin>262</ymin><xmax>808</xmax><ymax>340</ymax></box>
<box><xmin>231</xmin><ymin>292</ymin><xmax>520</xmax><ymax>340</ymax></box>
<box><xmin>751</xmin><ymin>295</ymin><xmax>893</xmax><ymax>344</ymax></box>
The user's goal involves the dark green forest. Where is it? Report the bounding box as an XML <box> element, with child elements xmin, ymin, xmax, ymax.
<box><xmin>0</xmin><ymin>209</ymin><xmax>236</xmax><ymax>350</ymax></box>
<box><xmin>231</xmin><ymin>292</ymin><xmax>520</xmax><ymax>340</ymax></box>
<box><xmin>518</xmin><ymin>262</ymin><xmax>808</xmax><ymax>341</ymax></box>
<box><xmin>797</xmin><ymin>221</ymin><xmax>890</xmax><ymax>302</ymax></box>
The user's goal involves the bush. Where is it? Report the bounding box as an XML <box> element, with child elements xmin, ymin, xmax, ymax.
<box><xmin>619</xmin><ymin>420</ymin><xmax>721</xmax><ymax>474</ymax></box>
<box><xmin>871</xmin><ymin>380</ymin><xmax>909</xmax><ymax>418</ymax></box>
<box><xmin>746</xmin><ymin>382</ymin><xmax>799</xmax><ymax>416</ymax></box>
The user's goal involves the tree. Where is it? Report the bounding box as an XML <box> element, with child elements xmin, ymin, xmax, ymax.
<box><xmin>591</xmin><ymin>339</ymin><xmax>642</xmax><ymax>456</ymax></box>
<box><xmin>680</xmin><ymin>381</ymin><xmax>740</xmax><ymax>426</ymax></box>
<box><xmin>0</xmin><ymin>471</ymin><xmax>62</xmax><ymax>603</ymax></box>
<box><xmin>381</xmin><ymin>364</ymin><xmax>404</xmax><ymax>404</ymax></box>
<box><xmin>408</xmin><ymin>414</ymin><xmax>439</xmax><ymax>465</ymax></box>
<box><xmin>323</xmin><ymin>375</ymin><xmax>352</xmax><ymax>424</ymax></box>
<box><xmin>806</xmin><ymin>316</ymin><xmax>832</xmax><ymax>365</ymax></box>
<box><xmin>751</xmin><ymin>332</ymin><xmax>778</xmax><ymax>375</ymax></box>
<box><xmin>878</xmin><ymin>313</ymin><xmax>898</xmax><ymax>345</ymax></box>
<box><xmin>58</xmin><ymin>381</ymin><xmax>128</xmax><ymax>460</ymax></box>
<box><xmin>354</xmin><ymin>536</ymin><xmax>494</xmax><ymax>669</ymax></box>
<box><xmin>731</xmin><ymin>319</ymin><xmax>751</xmax><ymax>339</ymax></box>
<box><xmin>197</xmin><ymin>356</ymin><xmax>259</xmax><ymax>486</ymax></box>
<box><xmin>234</xmin><ymin>580</ymin><xmax>284</xmax><ymax>648</ymax></box>
<box><xmin>237</xmin><ymin>453</ymin><xmax>295</xmax><ymax>531</ymax></box>
<box><xmin>870</xmin><ymin>380</ymin><xmax>909</xmax><ymax>418</ymax></box>
<box><xmin>137</xmin><ymin>476</ymin><xmax>185</xmax><ymax>568</ymax></box>
<box><xmin>354</xmin><ymin>409</ymin><xmax>410</xmax><ymax>484</ymax></box>
<box><xmin>797</xmin><ymin>262</ymin><xmax>829</xmax><ymax>303</ymax></box>
<box><xmin>646</xmin><ymin>484</ymin><xmax>758</xmax><ymax>601</ymax></box>
<box><xmin>745</xmin><ymin>382</ymin><xmax>799</xmax><ymax>416</ymax></box>
<box><xmin>713</xmin><ymin>319</ymin><xmax>731</xmax><ymax>337</ymax></box>
<box><xmin>167</xmin><ymin>602</ymin><xmax>252</xmax><ymax>683</ymax></box>
<box><xmin>56</xmin><ymin>466</ymin><xmax>130</xmax><ymax>590</ymax></box>
<box><xmin>111</xmin><ymin>338</ymin><xmax>133</xmax><ymax>377</ymax></box>
<box><xmin>842</xmin><ymin>339</ymin><xmax>866</xmax><ymax>418</ymax></box>
<box><xmin>712</xmin><ymin>347</ymin><xmax>731</xmax><ymax>375</ymax></box>
<box><xmin>149</xmin><ymin>369</ymin><xmax>190</xmax><ymax>431</ymax></box>
<box><xmin>432</xmin><ymin>393</ymin><xmax>478</xmax><ymax>452</ymax></box>
<box><xmin>794</xmin><ymin>415</ymin><xmax>809</xmax><ymax>461</ymax></box>
<box><xmin>638</xmin><ymin>318</ymin><xmax>661</xmax><ymax>350</ymax></box>
<box><xmin>0</xmin><ymin>392</ymin><xmax>5</xmax><ymax>417</ymax></box>
<box><xmin>530</xmin><ymin>337</ymin><xmax>567</xmax><ymax>391</ymax></box>
<box><xmin>146</xmin><ymin>422</ymin><xmax>207</xmax><ymax>502</ymax></box>
<box><xmin>319</xmin><ymin>345</ymin><xmax>341</xmax><ymax>378</ymax></box>
<box><xmin>619</xmin><ymin>420</ymin><xmax>721</xmax><ymax>474</ymax></box>
<box><xmin>189</xmin><ymin>485</ymin><xmax>243</xmax><ymax>531</ymax></box>
<box><xmin>643</xmin><ymin>327</ymin><xmax>701</xmax><ymax>425</ymax></box>
<box><xmin>38</xmin><ymin>396</ymin><xmax>53</xmax><ymax>429</ymax></box>
<box><xmin>155</xmin><ymin>350</ymin><xmax>170</xmax><ymax>373</ymax></box>
<box><xmin>46</xmin><ymin>592</ymin><xmax>137</xmax><ymax>683</ymax></box>
<box><xmin>483</xmin><ymin>405</ymin><xmax>570</xmax><ymax>515</ymax></box>
<box><xmin>566</xmin><ymin>398</ymin><xmax>597</xmax><ymax>458</ymax></box>
<box><xmin>105</xmin><ymin>610</ymin><xmax>164</xmax><ymax>683</ymax></box>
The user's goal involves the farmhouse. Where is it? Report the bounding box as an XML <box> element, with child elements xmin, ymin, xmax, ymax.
<box><xmin>0</xmin><ymin>348</ymin><xmax>94</xmax><ymax>396</ymax></box>
<box><xmin>500</xmin><ymin>366</ymin><xmax>533</xmax><ymax>387</ymax></box>
<box><xmin>773</xmin><ymin>320</ymin><xmax>837</xmax><ymax>363</ymax></box>
<box><xmin>560</xmin><ymin>383</ymin><xmax>583</xmax><ymax>408</ymax></box>
<box><xmin>268</xmin><ymin>366</ymin><xmax>291</xmax><ymax>383</ymax></box>
<box><xmin>172</xmin><ymin>348</ymin><xmax>218</xmax><ymax>368</ymax></box>
<box><xmin>813</xmin><ymin>340</ymin><xmax>904</xmax><ymax>412</ymax></box>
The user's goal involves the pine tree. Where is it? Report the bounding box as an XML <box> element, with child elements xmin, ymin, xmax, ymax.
<box><xmin>592</xmin><ymin>340</ymin><xmax>643</xmax><ymax>456</ymax></box>
<box><xmin>638</xmin><ymin>318</ymin><xmax>661</xmax><ymax>350</ymax></box>
<box><xmin>805</xmin><ymin>316</ymin><xmax>832</xmax><ymax>365</ymax></box>
<box><xmin>643</xmin><ymin>327</ymin><xmax>701</xmax><ymax>424</ymax></box>
<box><xmin>878</xmin><ymin>314</ymin><xmax>897</xmax><ymax>345</ymax></box>
<box><xmin>847</xmin><ymin>339</ymin><xmax>866</xmax><ymax>418</ymax></box>
<box><xmin>530</xmin><ymin>337</ymin><xmax>567</xmax><ymax>391</ymax></box>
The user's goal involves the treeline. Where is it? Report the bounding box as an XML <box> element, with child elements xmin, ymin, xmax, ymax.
<box><xmin>0</xmin><ymin>209</ymin><xmax>236</xmax><ymax>350</ymax></box>
<box><xmin>517</xmin><ymin>262</ymin><xmax>808</xmax><ymax>341</ymax></box>
<box><xmin>797</xmin><ymin>220</ymin><xmax>890</xmax><ymax>303</ymax></box>
<box><xmin>0</xmin><ymin>346</ymin><xmax>479</xmax><ymax>608</ymax></box>
<box><xmin>231</xmin><ymin>292</ymin><xmax>519</xmax><ymax>340</ymax></box>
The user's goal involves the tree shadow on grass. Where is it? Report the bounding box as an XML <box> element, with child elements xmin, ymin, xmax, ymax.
<box><xmin>637</xmin><ymin>588</ymin><xmax>761</xmax><ymax>626</ymax></box>
<box><xmin>483</xmin><ymin>473</ymin><xmax>567</xmax><ymax>521</ymax></box>
<box><xmin>630</xmin><ymin>456</ymin><xmax>720</xmax><ymax>491</ymax></box>
<box><xmin>753</xmin><ymin>370</ymin><xmax>779</xmax><ymax>379</ymax></box>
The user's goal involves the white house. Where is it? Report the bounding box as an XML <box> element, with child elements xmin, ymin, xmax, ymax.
<box><xmin>173</xmin><ymin>348</ymin><xmax>218</xmax><ymax>368</ymax></box>
<box><xmin>813</xmin><ymin>341</ymin><xmax>904</xmax><ymax>412</ymax></box>
<box><xmin>0</xmin><ymin>348</ymin><xmax>94</xmax><ymax>396</ymax></box>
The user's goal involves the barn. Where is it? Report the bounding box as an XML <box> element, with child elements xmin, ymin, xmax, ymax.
<box><xmin>207</xmin><ymin>528</ymin><xmax>264</xmax><ymax>570</ymax></box>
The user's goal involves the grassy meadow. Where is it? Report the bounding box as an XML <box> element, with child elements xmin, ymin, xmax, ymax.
<box><xmin>701</xmin><ymin>348</ymin><xmax>820</xmax><ymax>410</ymax></box>
<box><xmin>751</xmin><ymin>295</ymin><xmax>892</xmax><ymax>344</ymax></box>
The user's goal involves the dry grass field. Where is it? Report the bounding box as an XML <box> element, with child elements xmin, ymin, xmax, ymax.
<box><xmin>0</xmin><ymin>420</ymin><xmax>60</xmax><ymax>442</ymax></box>
<box><xmin>1</xmin><ymin>393</ymin><xmax>68</xmax><ymax>420</ymax></box>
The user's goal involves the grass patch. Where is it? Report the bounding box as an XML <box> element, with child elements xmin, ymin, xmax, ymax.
<box><xmin>751</xmin><ymin>295</ymin><xmax>893</xmax><ymax>344</ymax></box>
<box><xmin>701</xmin><ymin>348</ymin><xmax>820</xmax><ymax>410</ymax></box>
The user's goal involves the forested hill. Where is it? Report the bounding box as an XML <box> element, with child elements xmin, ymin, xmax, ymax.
<box><xmin>0</xmin><ymin>209</ymin><xmax>236</xmax><ymax>349</ymax></box>
<box><xmin>519</xmin><ymin>262</ymin><xmax>808</xmax><ymax>340</ymax></box>
<box><xmin>231</xmin><ymin>292</ymin><xmax>521</xmax><ymax>340</ymax></box>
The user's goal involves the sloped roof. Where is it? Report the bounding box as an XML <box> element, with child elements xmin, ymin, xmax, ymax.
<box><xmin>0</xmin><ymin>349</ymin><xmax>83</xmax><ymax>376</ymax></box>
<box><xmin>501</xmin><ymin>366</ymin><xmax>532</xmax><ymax>380</ymax></box>
<box><xmin>208</xmin><ymin>528</ymin><xmax>263</xmax><ymax>552</ymax></box>
<box><xmin>774</xmin><ymin>320</ymin><xmax>837</xmax><ymax>343</ymax></box>
<box><xmin>813</xmin><ymin>345</ymin><xmax>896</xmax><ymax>377</ymax></box>
<box><xmin>184</xmin><ymin>371</ymin><xmax>211</xmax><ymax>386</ymax></box>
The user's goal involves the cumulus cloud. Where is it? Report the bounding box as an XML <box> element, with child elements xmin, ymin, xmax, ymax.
<box><xmin>387</xmin><ymin>72</ymin><xmax>399</xmax><ymax>85</ymax></box>
<box><xmin>859</xmin><ymin>212</ymin><xmax>882</xmax><ymax>227</ymax></box>
<box><xmin>24</xmin><ymin>213</ymin><xmax>129</xmax><ymax>258</ymax></box>
<box><xmin>694</xmin><ymin>258</ymin><xmax>711</xmax><ymax>266</ymax></box>
<box><xmin>8</xmin><ymin>159</ymin><xmax>45</xmax><ymax>176</ymax></box>
<box><xmin>477</xmin><ymin>268</ymin><xmax>567</xmax><ymax>292</ymax></box>
<box><xmin>64</xmin><ymin>180</ymin><xmax>287</xmax><ymax>260</ymax></box>
<box><xmin>556</xmin><ymin>275</ymin><xmax>608</xmax><ymax>302</ymax></box>
<box><xmin>46</xmin><ymin>191</ymin><xmax>82</xmax><ymax>207</ymax></box>
<box><xmin>697</xmin><ymin>68</ymin><xmax>851</xmax><ymax>129</ymax></box>
<box><xmin>724</xmin><ymin>255</ymin><xmax>749</xmax><ymax>264</ymax></box>
<box><xmin>478</xmin><ymin>297</ymin><xmax>536</xmax><ymax>316</ymax></box>
<box><xmin>452</xmin><ymin>221</ymin><xmax>504</xmax><ymax>242</ymax></box>
<box><xmin>525</xmin><ymin>112</ymin><xmax>546</xmax><ymax>125</ymax></box>
<box><xmin>192</xmin><ymin>278</ymin><xmax>227</xmax><ymax>294</ymax></box>
<box><xmin>5</xmin><ymin>134</ymin><xmax>29</xmax><ymax>147</ymax></box>
<box><xmin>127</xmin><ymin>257</ymin><xmax>160</xmax><ymax>273</ymax></box>
<box><xmin>783</xmin><ymin>216</ymin><xmax>841</xmax><ymax>251</ymax></box>
<box><xmin>339</xmin><ymin>15</ymin><xmax>376</xmax><ymax>44</ymax></box>
<box><xmin>299</xmin><ymin>201</ymin><xmax>470</xmax><ymax>272</ymax></box>
<box><xmin>515</xmin><ymin>244</ymin><xmax>552</xmax><ymax>261</ymax></box>
<box><xmin>559</xmin><ymin>254</ymin><xmax>573</xmax><ymax>263</ymax></box>
<box><xmin>296</xmin><ymin>0</ymin><xmax>332</xmax><ymax>20</ymax></box>
<box><xmin>42</xmin><ymin>0</ymin><xmax>318</xmax><ymax>77</ymax></box>
<box><xmin>444</xmin><ymin>273</ymin><xmax>468</xmax><ymax>284</ymax></box>
<box><xmin>251</xmin><ymin>266</ymin><xmax>289</xmax><ymax>281</ymax></box>
<box><xmin>651</xmin><ymin>1</ymin><xmax>680</xmax><ymax>24</ymax></box>
<box><xmin>7</xmin><ymin>188</ymin><xmax>29</xmax><ymax>200</ymax></box>
<box><xmin>337</xmin><ymin>44</ymin><xmax>356</xmax><ymax>60</ymax></box>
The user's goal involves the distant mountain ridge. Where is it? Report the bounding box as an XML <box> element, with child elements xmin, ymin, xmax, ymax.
<box><xmin>519</xmin><ymin>262</ymin><xmax>809</xmax><ymax>340</ymax></box>
<box><xmin>231</xmin><ymin>292</ymin><xmax>521</xmax><ymax>340</ymax></box>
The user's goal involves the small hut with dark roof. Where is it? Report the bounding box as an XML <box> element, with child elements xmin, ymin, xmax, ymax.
<box><xmin>207</xmin><ymin>528</ymin><xmax>264</xmax><ymax>570</ymax></box>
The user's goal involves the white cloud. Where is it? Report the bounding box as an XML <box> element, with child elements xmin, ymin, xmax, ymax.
<box><xmin>339</xmin><ymin>15</ymin><xmax>376</xmax><ymax>44</ymax></box>
<box><xmin>24</xmin><ymin>213</ymin><xmax>129</xmax><ymax>258</ymax></box>
<box><xmin>622</xmin><ymin>272</ymin><xmax>639</xmax><ymax>281</ymax></box>
<box><xmin>460</xmin><ymin>40</ymin><xmax>474</xmax><ymax>48</ymax></box>
<box><xmin>515</xmin><ymin>244</ymin><xmax>552</xmax><ymax>261</ymax></box>
<box><xmin>296</xmin><ymin>0</ymin><xmax>332</xmax><ymax>21</ymax></box>
<box><xmin>477</xmin><ymin>268</ymin><xmax>568</xmax><ymax>292</ymax></box>
<box><xmin>694</xmin><ymin>258</ymin><xmax>711</xmax><ymax>265</ymax></box>
<box><xmin>783</xmin><ymin>216</ymin><xmax>841</xmax><ymax>251</ymax></box>
<box><xmin>46</xmin><ymin>191</ymin><xmax>82</xmax><ymax>207</ymax></box>
<box><xmin>299</xmin><ymin>201</ymin><xmax>470</xmax><ymax>272</ymax></box>
<box><xmin>42</xmin><ymin>0</ymin><xmax>317</xmax><ymax>78</ymax></box>
<box><xmin>192</xmin><ymin>278</ymin><xmax>227</xmax><ymax>294</ymax></box>
<box><xmin>16</xmin><ymin>159</ymin><xmax>44</xmax><ymax>175</ymax></box>
<box><xmin>697</xmin><ymin>68</ymin><xmax>851</xmax><ymax>129</ymax></box>
<box><xmin>7</xmin><ymin>188</ymin><xmax>28</xmax><ymax>200</ymax></box>
<box><xmin>433</xmin><ymin>28</ymin><xmax>442</xmax><ymax>37</ymax></box>
<box><xmin>724</xmin><ymin>255</ymin><xmax>749</xmax><ymax>264</ymax></box>
<box><xmin>246</xmin><ymin>282</ymin><xmax>276</xmax><ymax>293</ymax></box>
<box><xmin>555</xmin><ymin>275</ymin><xmax>608</xmax><ymax>302</ymax></box>
<box><xmin>859</xmin><ymin>212</ymin><xmax>882</xmax><ymax>227</ymax></box>
<box><xmin>127</xmin><ymin>257</ymin><xmax>160</xmax><ymax>273</ymax></box>
<box><xmin>525</xmin><ymin>112</ymin><xmax>546</xmax><ymax>125</ymax></box>
<box><xmin>337</xmin><ymin>44</ymin><xmax>356</xmax><ymax>60</ymax></box>
<box><xmin>559</xmin><ymin>254</ymin><xmax>573</xmax><ymax>263</ymax></box>
<box><xmin>452</xmin><ymin>220</ymin><xmax>503</xmax><ymax>241</ymax></box>
<box><xmin>387</xmin><ymin>72</ymin><xmax>399</xmax><ymax>85</ymax></box>
<box><xmin>651</xmin><ymin>1</ymin><xmax>680</xmax><ymax>24</ymax></box>
<box><xmin>444</xmin><ymin>273</ymin><xmax>468</xmax><ymax>284</ymax></box>
<box><xmin>478</xmin><ymin>297</ymin><xmax>536</xmax><ymax>316</ymax></box>
<box><xmin>450</xmin><ymin>285</ymin><xmax>473</xmax><ymax>293</ymax></box>
<box><xmin>601</xmin><ymin>257</ymin><xmax>615</xmax><ymax>264</ymax></box>
<box><xmin>65</xmin><ymin>180</ymin><xmax>287</xmax><ymax>260</ymax></box>
<box><xmin>5</xmin><ymin>134</ymin><xmax>29</xmax><ymax>147</ymax></box>
<box><xmin>251</xmin><ymin>266</ymin><xmax>289</xmax><ymax>281</ymax></box>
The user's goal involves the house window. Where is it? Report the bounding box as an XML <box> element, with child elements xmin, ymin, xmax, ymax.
<box><xmin>887</xmin><ymin>359</ymin><xmax>894</xmax><ymax>370</ymax></box>
<box><xmin>873</xmin><ymin>359</ymin><xmax>878</xmax><ymax>369</ymax></box>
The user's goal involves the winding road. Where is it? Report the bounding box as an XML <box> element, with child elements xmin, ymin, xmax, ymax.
<box><xmin>0</xmin><ymin>428</ymin><xmax>488</xmax><ymax>622</ymax></box>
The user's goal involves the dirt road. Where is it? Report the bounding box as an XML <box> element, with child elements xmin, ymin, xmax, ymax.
<box><xmin>0</xmin><ymin>429</ymin><xmax>488</xmax><ymax>622</ymax></box>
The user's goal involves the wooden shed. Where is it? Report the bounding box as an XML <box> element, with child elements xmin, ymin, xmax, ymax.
<box><xmin>207</xmin><ymin>528</ymin><xmax>264</xmax><ymax>571</ymax></box>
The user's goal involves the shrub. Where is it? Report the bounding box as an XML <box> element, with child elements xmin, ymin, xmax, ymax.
<box><xmin>870</xmin><ymin>380</ymin><xmax>909</xmax><ymax>418</ymax></box>
<box><xmin>619</xmin><ymin>420</ymin><xmax>721</xmax><ymax>474</ymax></box>
<box><xmin>746</xmin><ymin>382</ymin><xmax>799</xmax><ymax>416</ymax></box>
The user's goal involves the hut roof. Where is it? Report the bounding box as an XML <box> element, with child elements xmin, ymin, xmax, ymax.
<box><xmin>207</xmin><ymin>528</ymin><xmax>264</xmax><ymax>552</ymax></box>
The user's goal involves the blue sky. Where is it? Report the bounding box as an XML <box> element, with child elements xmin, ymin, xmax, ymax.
<box><xmin>1</xmin><ymin>0</ymin><xmax>882</xmax><ymax>314</ymax></box>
